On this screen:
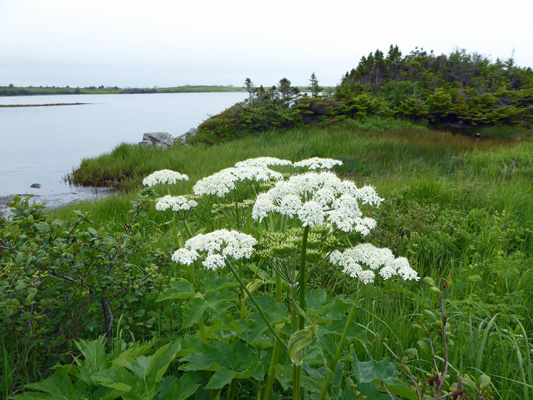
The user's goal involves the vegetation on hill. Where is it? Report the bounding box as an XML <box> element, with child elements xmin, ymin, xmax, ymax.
<box><xmin>191</xmin><ymin>47</ymin><xmax>532</xmax><ymax>145</ymax></box>
<box><xmin>336</xmin><ymin>46</ymin><xmax>533</xmax><ymax>128</ymax></box>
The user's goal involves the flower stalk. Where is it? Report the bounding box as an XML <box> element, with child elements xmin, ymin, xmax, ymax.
<box><xmin>225</xmin><ymin>261</ymin><xmax>288</xmax><ymax>350</ymax></box>
<box><xmin>263</xmin><ymin>271</ymin><xmax>283</xmax><ymax>400</ymax></box>
<box><xmin>318</xmin><ymin>290</ymin><xmax>362</xmax><ymax>400</ymax></box>
<box><xmin>298</xmin><ymin>225</ymin><xmax>310</xmax><ymax>330</ymax></box>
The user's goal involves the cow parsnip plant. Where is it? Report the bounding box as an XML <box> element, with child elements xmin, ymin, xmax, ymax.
<box><xmin>9</xmin><ymin>157</ymin><xmax>498</xmax><ymax>400</ymax></box>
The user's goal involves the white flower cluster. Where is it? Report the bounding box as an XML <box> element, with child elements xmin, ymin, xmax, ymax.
<box><xmin>330</xmin><ymin>243</ymin><xmax>419</xmax><ymax>284</ymax></box>
<box><xmin>193</xmin><ymin>166</ymin><xmax>283</xmax><ymax>198</ymax></box>
<box><xmin>155</xmin><ymin>195</ymin><xmax>198</xmax><ymax>211</ymax></box>
<box><xmin>142</xmin><ymin>169</ymin><xmax>189</xmax><ymax>187</ymax></box>
<box><xmin>252</xmin><ymin>171</ymin><xmax>383</xmax><ymax>234</ymax></box>
<box><xmin>171</xmin><ymin>229</ymin><xmax>257</xmax><ymax>270</ymax></box>
<box><xmin>293</xmin><ymin>157</ymin><xmax>343</xmax><ymax>170</ymax></box>
<box><xmin>235</xmin><ymin>157</ymin><xmax>293</xmax><ymax>168</ymax></box>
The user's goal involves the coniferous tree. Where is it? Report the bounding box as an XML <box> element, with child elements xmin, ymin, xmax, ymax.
<box><xmin>309</xmin><ymin>72</ymin><xmax>323</xmax><ymax>97</ymax></box>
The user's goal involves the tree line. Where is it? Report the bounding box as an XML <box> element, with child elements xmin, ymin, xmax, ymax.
<box><xmin>192</xmin><ymin>46</ymin><xmax>532</xmax><ymax>144</ymax></box>
<box><xmin>335</xmin><ymin>46</ymin><xmax>533</xmax><ymax>127</ymax></box>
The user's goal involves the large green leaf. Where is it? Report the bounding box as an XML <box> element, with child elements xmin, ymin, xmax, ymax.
<box><xmin>75</xmin><ymin>336</ymin><xmax>110</xmax><ymax>384</ymax></box>
<box><xmin>243</xmin><ymin>294</ymin><xmax>289</xmax><ymax>345</ymax></box>
<box><xmin>147</xmin><ymin>341</ymin><xmax>181</xmax><ymax>383</ymax></box>
<box><xmin>156</xmin><ymin>279</ymin><xmax>195</xmax><ymax>302</ymax></box>
<box><xmin>183</xmin><ymin>290</ymin><xmax>236</xmax><ymax>328</ymax></box>
<box><xmin>159</xmin><ymin>372</ymin><xmax>202</xmax><ymax>400</ymax></box>
<box><xmin>354</xmin><ymin>358</ymin><xmax>399</xmax><ymax>383</ymax></box>
<box><xmin>382</xmin><ymin>384</ymin><xmax>420</xmax><ymax>400</ymax></box>
<box><xmin>204</xmin><ymin>368</ymin><xmax>236</xmax><ymax>390</ymax></box>
<box><xmin>112</xmin><ymin>343</ymin><xmax>153</xmax><ymax>370</ymax></box>
<box><xmin>14</xmin><ymin>369</ymin><xmax>90</xmax><ymax>400</ymax></box>
<box><xmin>180</xmin><ymin>339</ymin><xmax>264</xmax><ymax>388</ymax></box>
<box><xmin>91</xmin><ymin>366</ymin><xmax>135</xmax><ymax>394</ymax></box>
<box><xmin>356</xmin><ymin>383</ymin><xmax>395</xmax><ymax>400</ymax></box>
<box><xmin>202</xmin><ymin>271</ymin><xmax>239</xmax><ymax>294</ymax></box>
<box><xmin>305</xmin><ymin>289</ymin><xmax>327</xmax><ymax>311</ymax></box>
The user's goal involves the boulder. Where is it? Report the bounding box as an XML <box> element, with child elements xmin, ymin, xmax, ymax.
<box><xmin>175</xmin><ymin>128</ymin><xmax>198</xmax><ymax>146</ymax></box>
<box><xmin>139</xmin><ymin>132</ymin><xmax>175</xmax><ymax>148</ymax></box>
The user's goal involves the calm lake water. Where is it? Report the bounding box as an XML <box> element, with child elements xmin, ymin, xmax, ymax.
<box><xmin>0</xmin><ymin>92</ymin><xmax>246</xmax><ymax>209</ymax></box>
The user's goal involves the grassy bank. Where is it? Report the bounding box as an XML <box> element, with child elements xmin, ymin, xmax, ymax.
<box><xmin>3</xmin><ymin>120</ymin><xmax>532</xmax><ymax>399</ymax></box>
<box><xmin>69</xmin><ymin>118</ymin><xmax>516</xmax><ymax>193</ymax></box>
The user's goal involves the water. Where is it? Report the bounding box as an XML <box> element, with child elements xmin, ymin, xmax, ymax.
<box><xmin>0</xmin><ymin>92</ymin><xmax>246</xmax><ymax>211</ymax></box>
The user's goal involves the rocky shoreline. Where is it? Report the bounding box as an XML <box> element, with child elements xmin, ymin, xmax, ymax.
<box><xmin>0</xmin><ymin>187</ymin><xmax>115</xmax><ymax>218</ymax></box>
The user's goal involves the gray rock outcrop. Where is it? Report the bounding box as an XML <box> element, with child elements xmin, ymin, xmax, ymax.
<box><xmin>175</xmin><ymin>128</ymin><xmax>198</xmax><ymax>146</ymax></box>
<box><xmin>139</xmin><ymin>132</ymin><xmax>175</xmax><ymax>148</ymax></box>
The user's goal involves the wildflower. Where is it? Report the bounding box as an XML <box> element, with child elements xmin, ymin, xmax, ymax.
<box><xmin>293</xmin><ymin>157</ymin><xmax>343</xmax><ymax>170</ymax></box>
<box><xmin>155</xmin><ymin>195</ymin><xmax>198</xmax><ymax>211</ymax></box>
<box><xmin>193</xmin><ymin>166</ymin><xmax>283</xmax><ymax>198</ymax></box>
<box><xmin>143</xmin><ymin>169</ymin><xmax>189</xmax><ymax>187</ymax></box>
<box><xmin>235</xmin><ymin>157</ymin><xmax>293</xmax><ymax>168</ymax></box>
<box><xmin>251</xmin><ymin>171</ymin><xmax>383</xmax><ymax>235</ymax></box>
<box><xmin>330</xmin><ymin>244</ymin><xmax>419</xmax><ymax>284</ymax></box>
<box><xmin>279</xmin><ymin>195</ymin><xmax>302</xmax><ymax>218</ymax></box>
<box><xmin>171</xmin><ymin>229</ymin><xmax>257</xmax><ymax>270</ymax></box>
<box><xmin>297</xmin><ymin>201</ymin><xmax>325</xmax><ymax>228</ymax></box>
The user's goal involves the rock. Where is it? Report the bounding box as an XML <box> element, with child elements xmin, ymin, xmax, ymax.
<box><xmin>175</xmin><ymin>128</ymin><xmax>198</xmax><ymax>146</ymax></box>
<box><xmin>30</xmin><ymin>183</ymin><xmax>41</xmax><ymax>188</ymax></box>
<box><xmin>139</xmin><ymin>132</ymin><xmax>175</xmax><ymax>148</ymax></box>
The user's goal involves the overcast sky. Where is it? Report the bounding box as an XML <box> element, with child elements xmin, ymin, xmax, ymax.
<box><xmin>1</xmin><ymin>0</ymin><xmax>532</xmax><ymax>88</ymax></box>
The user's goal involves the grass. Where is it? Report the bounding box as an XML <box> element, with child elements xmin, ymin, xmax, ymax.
<box><xmin>12</xmin><ymin>120</ymin><xmax>533</xmax><ymax>398</ymax></box>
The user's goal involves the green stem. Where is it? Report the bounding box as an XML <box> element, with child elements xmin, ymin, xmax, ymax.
<box><xmin>239</xmin><ymin>262</ymin><xmax>246</xmax><ymax>320</ymax></box>
<box><xmin>290</xmin><ymin>282</ymin><xmax>302</xmax><ymax>400</ymax></box>
<box><xmin>264</xmin><ymin>339</ymin><xmax>281</xmax><ymax>400</ymax></box>
<box><xmin>182</xmin><ymin>218</ymin><xmax>194</xmax><ymax>239</ymax></box>
<box><xmin>318</xmin><ymin>292</ymin><xmax>362</xmax><ymax>400</ymax></box>
<box><xmin>291</xmin><ymin>285</ymin><xmax>298</xmax><ymax>333</ymax></box>
<box><xmin>187</xmin><ymin>264</ymin><xmax>198</xmax><ymax>289</ymax></box>
<box><xmin>234</xmin><ymin>189</ymin><xmax>241</xmax><ymax>228</ymax></box>
<box><xmin>293</xmin><ymin>364</ymin><xmax>301</xmax><ymax>400</ymax></box>
<box><xmin>225</xmin><ymin>262</ymin><xmax>288</xmax><ymax>350</ymax></box>
<box><xmin>227</xmin><ymin>380</ymin><xmax>235</xmax><ymax>400</ymax></box>
<box><xmin>298</xmin><ymin>226</ymin><xmax>310</xmax><ymax>330</ymax></box>
<box><xmin>263</xmin><ymin>271</ymin><xmax>283</xmax><ymax>400</ymax></box>
<box><xmin>187</xmin><ymin>264</ymin><xmax>206</xmax><ymax>343</ymax></box>
<box><xmin>199</xmin><ymin>317</ymin><xmax>207</xmax><ymax>344</ymax></box>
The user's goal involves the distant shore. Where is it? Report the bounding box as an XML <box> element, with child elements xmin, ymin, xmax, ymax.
<box><xmin>0</xmin><ymin>85</ymin><xmax>246</xmax><ymax>97</ymax></box>
<box><xmin>0</xmin><ymin>103</ymin><xmax>89</xmax><ymax>107</ymax></box>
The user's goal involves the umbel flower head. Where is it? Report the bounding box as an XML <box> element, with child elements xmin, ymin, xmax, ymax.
<box><xmin>171</xmin><ymin>229</ymin><xmax>257</xmax><ymax>270</ymax></box>
<box><xmin>252</xmin><ymin>171</ymin><xmax>383</xmax><ymax>235</ymax></box>
<box><xmin>235</xmin><ymin>157</ymin><xmax>293</xmax><ymax>168</ymax></box>
<box><xmin>143</xmin><ymin>169</ymin><xmax>189</xmax><ymax>187</ymax></box>
<box><xmin>155</xmin><ymin>195</ymin><xmax>198</xmax><ymax>211</ymax></box>
<box><xmin>293</xmin><ymin>157</ymin><xmax>343</xmax><ymax>170</ymax></box>
<box><xmin>193</xmin><ymin>166</ymin><xmax>283</xmax><ymax>198</ymax></box>
<box><xmin>330</xmin><ymin>243</ymin><xmax>419</xmax><ymax>284</ymax></box>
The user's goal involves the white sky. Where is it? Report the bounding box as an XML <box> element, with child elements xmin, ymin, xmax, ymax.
<box><xmin>1</xmin><ymin>0</ymin><xmax>532</xmax><ymax>88</ymax></box>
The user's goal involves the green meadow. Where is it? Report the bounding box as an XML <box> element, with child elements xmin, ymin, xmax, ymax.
<box><xmin>2</xmin><ymin>116</ymin><xmax>531</xmax><ymax>399</ymax></box>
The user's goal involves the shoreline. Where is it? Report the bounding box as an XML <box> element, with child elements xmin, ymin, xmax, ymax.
<box><xmin>0</xmin><ymin>187</ymin><xmax>116</xmax><ymax>218</ymax></box>
<box><xmin>0</xmin><ymin>103</ymin><xmax>90</xmax><ymax>108</ymax></box>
